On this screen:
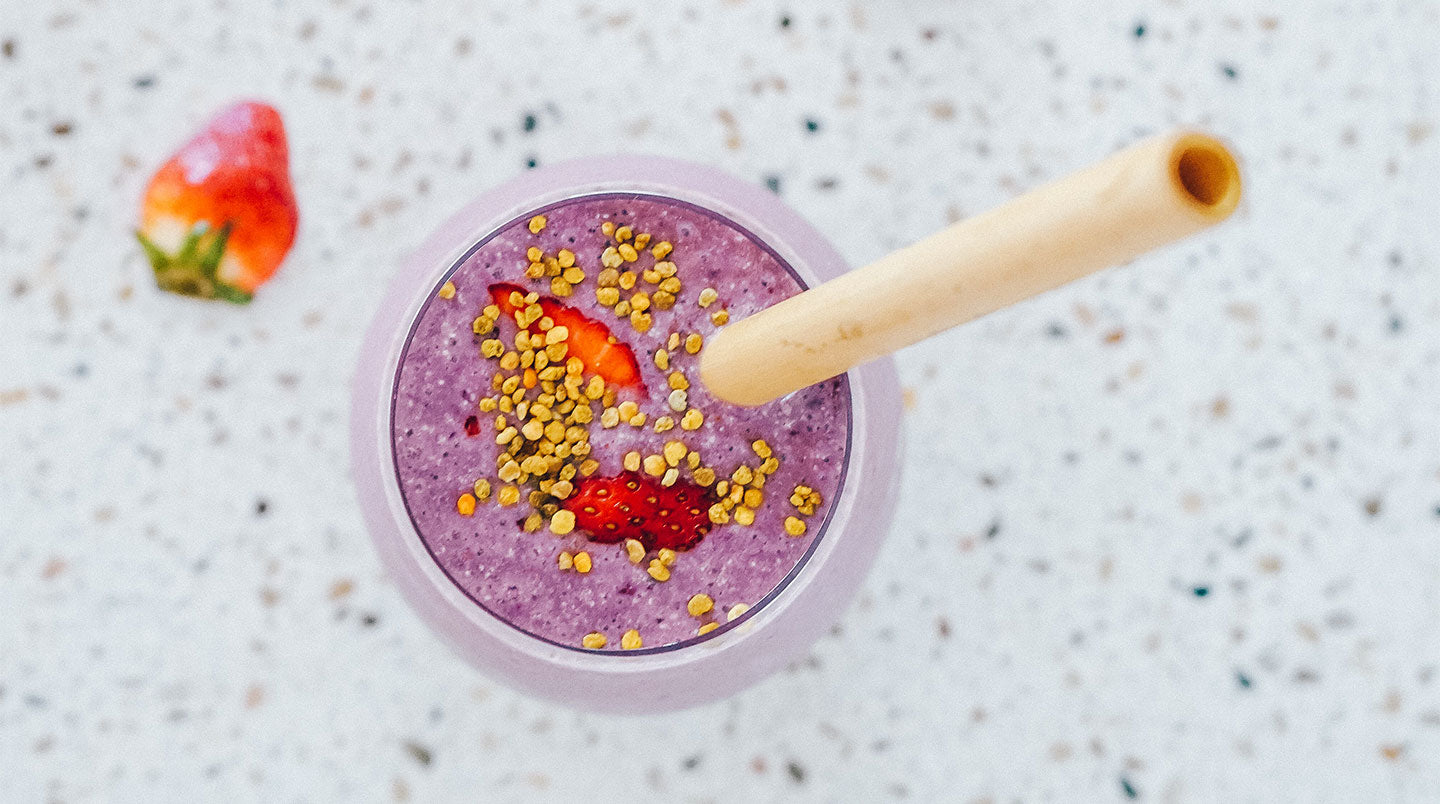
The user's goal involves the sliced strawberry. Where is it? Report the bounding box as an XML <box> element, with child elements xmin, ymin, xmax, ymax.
<box><xmin>562</xmin><ymin>471</ymin><xmax>715</xmax><ymax>552</ymax></box>
<box><xmin>489</xmin><ymin>283</ymin><xmax>642</xmax><ymax>388</ymax></box>
<box><xmin>650</xmin><ymin>482</ymin><xmax>713</xmax><ymax>552</ymax></box>
<box><xmin>137</xmin><ymin>100</ymin><xmax>298</xmax><ymax>303</ymax></box>
<box><xmin>563</xmin><ymin>472</ymin><xmax>659</xmax><ymax>544</ymax></box>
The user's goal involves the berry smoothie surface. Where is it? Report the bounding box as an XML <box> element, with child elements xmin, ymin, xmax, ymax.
<box><xmin>390</xmin><ymin>194</ymin><xmax>851</xmax><ymax>652</ymax></box>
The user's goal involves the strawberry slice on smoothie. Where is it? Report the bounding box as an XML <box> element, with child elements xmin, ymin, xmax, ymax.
<box><xmin>489</xmin><ymin>282</ymin><xmax>643</xmax><ymax>387</ymax></box>
<box><xmin>136</xmin><ymin>100</ymin><xmax>298</xmax><ymax>303</ymax></box>
<box><xmin>563</xmin><ymin>471</ymin><xmax>714</xmax><ymax>552</ymax></box>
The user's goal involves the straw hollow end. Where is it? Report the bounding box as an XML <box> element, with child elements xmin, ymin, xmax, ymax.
<box><xmin>1170</xmin><ymin>134</ymin><xmax>1242</xmax><ymax>219</ymax></box>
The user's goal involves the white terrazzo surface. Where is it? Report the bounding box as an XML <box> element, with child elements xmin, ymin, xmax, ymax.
<box><xmin>2</xmin><ymin>1</ymin><xmax>1438</xmax><ymax>801</ymax></box>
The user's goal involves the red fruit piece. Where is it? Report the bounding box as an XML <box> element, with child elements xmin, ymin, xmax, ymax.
<box><xmin>563</xmin><ymin>472</ymin><xmax>658</xmax><ymax>544</ymax></box>
<box><xmin>463</xmin><ymin>415</ymin><xmax>480</xmax><ymax>437</ymax></box>
<box><xmin>136</xmin><ymin>100</ymin><xmax>298</xmax><ymax>303</ymax></box>
<box><xmin>650</xmin><ymin>482</ymin><xmax>713</xmax><ymax>552</ymax></box>
<box><xmin>562</xmin><ymin>471</ymin><xmax>714</xmax><ymax>552</ymax></box>
<box><xmin>489</xmin><ymin>283</ymin><xmax>642</xmax><ymax>388</ymax></box>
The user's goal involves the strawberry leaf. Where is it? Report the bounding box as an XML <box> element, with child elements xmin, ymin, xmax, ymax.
<box><xmin>138</xmin><ymin>220</ymin><xmax>251</xmax><ymax>304</ymax></box>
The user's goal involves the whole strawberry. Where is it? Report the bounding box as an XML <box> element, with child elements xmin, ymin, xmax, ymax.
<box><xmin>136</xmin><ymin>101</ymin><xmax>298</xmax><ymax>303</ymax></box>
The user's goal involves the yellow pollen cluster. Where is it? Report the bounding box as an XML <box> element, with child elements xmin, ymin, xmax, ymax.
<box><xmin>550</xmin><ymin>509</ymin><xmax>576</xmax><ymax>534</ymax></box>
<box><xmin>591</xmin><ymin>223</ymin><xmax>682</xmax><ymax>329</ymax></box>
<box><xmin>624</xmin><ymin>538</ymin><xmax>645</xmax><ymax>564</ymax></box>
<box><xmin>687</xmin><ymin>593</ymin><xmax>714</xmax><ymax>617</ymax></box>
<box><xmin>790</xmin><ymin>485</ymin><xmax>823</xmax><ymax>516</ymax></box>
<box><xmin>701</xmin><ymin>439</ymin><xmax>783</xmax><ymax>527</ymax></box>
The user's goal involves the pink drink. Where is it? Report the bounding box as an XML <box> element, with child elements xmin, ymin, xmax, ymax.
<box><xmin>352</xmin><ymin>158</ymin><xmax>901</xmax><ymax>711</ymax></box>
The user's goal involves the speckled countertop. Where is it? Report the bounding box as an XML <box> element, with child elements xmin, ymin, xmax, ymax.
<box><xmin>2</xmin><ymin>1</ymin><xmax>1437</xmax><ymax>801</ymax></box>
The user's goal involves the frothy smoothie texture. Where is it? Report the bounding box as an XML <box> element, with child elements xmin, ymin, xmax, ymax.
<box><xmin>390</xmin><ymin>195</ymin><xmax>851</xmax><ymax>652</ymax></box>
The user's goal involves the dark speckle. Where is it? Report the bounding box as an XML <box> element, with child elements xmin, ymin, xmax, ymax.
<box><xmin>786</xmin><ymin>761</ymin><xmax>806</xmax><ymax>783</ymax></box>
<box><xmin>803</xmin><ymin>117</ymin><xmax>820</xmax><ymax>133</ymax></box>
<box><xmin>1236</xmin><ymin>670</ymin><xmax>1252</xmax><ymax>689</ymax></box>
<box><xmin>133</xmin><ymin>75</ymin><xmax>156</xmax><ymax>89</ymax></box>
<box><xmin>1193</xmin><ymin>586</ymin><xmax>1210</xmax><ymax>598</ymax></box>
<box><xmin>1133</xmin><ymin>23</ymin><xmax>1146</xmax><ymax>39</ymax></box>
<box><xmin>764</xmin><ymin>175</ymin><xmax>782</xmax><ymax>194</ymax></box>
<box><xmin>779</xmin><ymin>15</ymin><xmax>791</xmax><ymax>28</ymax></box>
<box><xmin>1121</xmin><ymin>777</ymin><xmax>1138</xmax><ymax>799</ymax></box>
<box><xmin>984</xmin><ymin>520</ymin><xmax>1001</xmax><ymax>539</ymax></box>
<box><xmin>1221</xmin><ymin>63</ymin><xmax>1239</xmax><ymax>81</ymax></box>
<box><xmin>525</xmin><ymin>156</ymin><xmax>538</xmax><ymax>169</ymax></box>
<box><xmin>682</xmin><ymin>754</ymin><xmax>701</xmax><ymax>770</ymax></box>
<box><xmin>51</xmin><ymin>121</ymin><xmax>74</xmax><ymax>136</ymax></box>
<box><xmin>1363</xmin><ymin>497</ymin><xmax>1382</xmax><ymax>517</ymax></box>
<box><xmin>361</xmin><ymin>613</ymin><xmax>379</xmax><ymax>627</ymax></box>
<box><xmin>2</xmin><ymin>39</ymin><xmax>14</xmax><ymax>59</ymax></box>
<box><xmin>522</xmin><ymin>113</ymin><xmax>537</xmax><ymax>133</ymax></box>
<box><xmin>1253</xmin><ymin>435</ymin><xmax>1283</xmax><ymax>451</ymax></box>
<box><xmin>1046</xmin><ymin>322</ymin><xmax>1068</xmax><ymax>338</ymax></box>
<box><xmin>403</xmin><ymin>741</ymin><xmax>433</xmax><ymax>767</ymax></box>
<box><xmin>1389</xmin><ymin>315</ymin><xmax>1404</xmax><ymax>333</ymax></box>
<box><xmin>255</xmin><ymin>499</ymin><xmax>269</xmax><ymax>516</ymax></box>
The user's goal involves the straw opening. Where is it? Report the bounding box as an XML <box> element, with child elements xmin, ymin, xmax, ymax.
<box><xmin>1171</xmin><ymin>137</ymin><xmax>1241</xmax><ymax>215</ymax></box>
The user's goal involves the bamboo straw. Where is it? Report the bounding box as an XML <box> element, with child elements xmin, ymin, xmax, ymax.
<box><xmin>699</xmin><ymin>130</ymin><xmax>1242</xmax><ymax>406</ymax></box>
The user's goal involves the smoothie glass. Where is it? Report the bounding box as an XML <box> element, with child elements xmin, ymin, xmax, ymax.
<box><xmin>351</xmin><ymin>158</ymin><xmax>902</xmax><ymax>712</ymax></box>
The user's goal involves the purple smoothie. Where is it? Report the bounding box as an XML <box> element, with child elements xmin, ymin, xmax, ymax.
<box><xmin>390</xmin><ymin>194</ymin><xmax>851</xmax><ymax>651</ymax></box>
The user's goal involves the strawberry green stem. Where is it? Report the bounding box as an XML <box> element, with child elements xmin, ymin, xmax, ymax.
<box><xmin>137</xmin><ymin>221</ymin><xmax>252</xmax><ymax>304</ymax></box>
